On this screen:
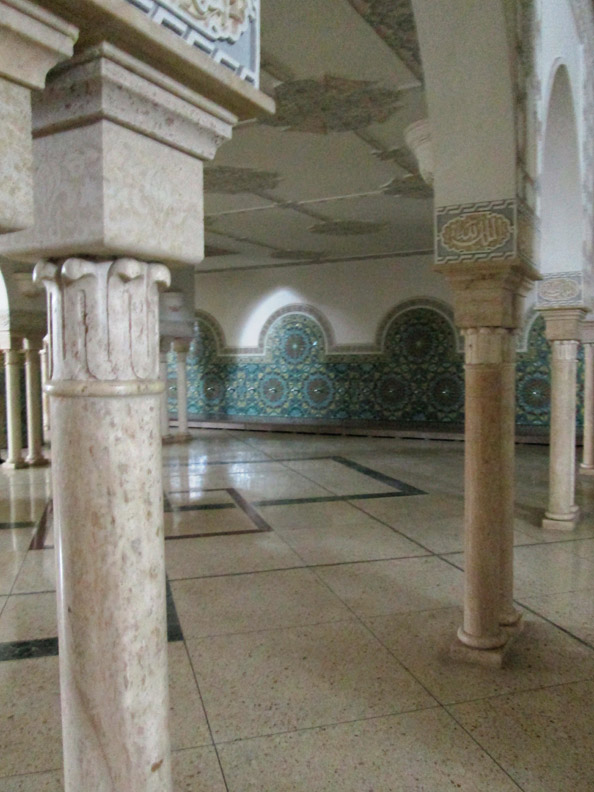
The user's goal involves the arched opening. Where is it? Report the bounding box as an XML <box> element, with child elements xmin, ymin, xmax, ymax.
<box><xmin>540</xmin><ymin>65</ymin><xmax>582</xmax><ymax>273</ymax></box>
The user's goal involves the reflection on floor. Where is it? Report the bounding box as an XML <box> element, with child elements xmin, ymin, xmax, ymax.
<box><xmin>1</xmin><ymin>431</ymin><xmax>594</xmax><ymax>790</ymax></box>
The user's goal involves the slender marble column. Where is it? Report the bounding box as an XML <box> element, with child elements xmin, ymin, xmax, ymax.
<box><xmin>173</xmin><ymin>340</ymin><xmax>191</xmax><ymax>443</ymax></box>
<box><xmin>160</xmin><ymin>340</ymin><xmax>173</xmax><ymax>443</ymax></box>
<box><xmin>3</xmin><ymin>349</ymin><xmax>26</xmax><ymax>469</ymax></box>
<box><xmin>580</xmin><ymin>322</ymin><xmax>594</xmax><ymax>476</ymax></box>
<box><xmin>23</xmin><ymin>338</ymin><xmax>48</xmax><ymax>466</ymax></box>
<box><xmin>35</xmin><ymin>257</ymin><xmax>172</xmax><ymax>792</ymax></box>
<box><xmin>542</xmin><ymin>309</ymin><xmax>585</xmax><ymax>530</ymax></box>
<box><xmin>457</xmin><ymin>328</ymin><xmax>514</xmax><ymax>651</ymax></box>
<box><xmin>40</xmin><ymin>337</ymin><xmax>51</xmax><ymax>445</ymax></box>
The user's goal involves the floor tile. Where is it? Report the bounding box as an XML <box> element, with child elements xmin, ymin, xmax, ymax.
<box><xmin>165</xmin><ymin>532</ymin><xmax>304</xmax><ymax>580</ymax></box>
<box><xmin>450</xmin><ymin>679</ymin><xmax>594</xmax><ymax>791</ymax></box>
<box><xmin>164</xmin><ymin>506</ymin><xmax>258</xmax><ymax>537</ymax></box>
<box><xmin>187</xmin><ymin>620</ymin><xmax>436</xmax><ymax>742</ymax></box>
<box><xmin>0</xmin><ymin>552</ymin><xmax>25</xmax><ymax>595</ymax></box>
<box><xmin>315</xmin><ymin>556</ymin><xmax>463</xmax><ymax>618</ymax></box>
<box><xmin>12</xmin><ymin>550</ymin><xmax>56</xmax><ymax>594</ymax></box>
<box><xmin>0</xmin><ymin>656</ymin><xmax>62</xmax><ymax>777</ymax></box>
<box><xmin>168</xmin><ymin>643</ymin><xmax>212</xmax><ymax>750</ymax></box>
<box><xmin>171</xmin><ymin>568</ymin><xmax>353</xmax><ymax>639</ymax></box>
<box><xmin>520</xmin><ymin>588</ymin><xmax>594</xmax><ymax>646</ymax></box>
<box><xmin>282</xmin><ymin>459</ymin><xmax>395</xmax><ymax>495</ymax></box>
<box><xmin>0</xmin><ymin>528</ymin><xmax>35</xmax><ymax>554</ymax></box>
<box><xmin>0</xmin><ymin>770</ymin><xmax>63</xmax><ymax>791</ymax></box>
<box><xmin>0</xmin><ymin>593</ymin><xmax>57</xmax><ymax>642</ymax></box>
<box><xmin>266</xmin><ymin>505</ymin><xmax>427</xmax><ymax>565</ymax></box>
<box><xmin>364</xmin><ymin>607</ymin><xmax>594</xmax><ymax>704</ymax></box>
<box><xmin>218</xmin><ymin>708</ymin><xmax>522</xmax><ymax>791</ymax></box>
<box><xmin>173</xmin><ymin>746</ymin><xmax>226</xmax><ymax>792</ymax></box>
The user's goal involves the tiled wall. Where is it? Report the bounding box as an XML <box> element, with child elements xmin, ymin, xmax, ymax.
<box><xmin>168</xmin><ymin>308</ymin><xmax>583</xmax><ymax>429</ymax></box>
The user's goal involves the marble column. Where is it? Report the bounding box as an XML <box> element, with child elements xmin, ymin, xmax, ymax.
<box><xmin>541</xmin><ymin>308</ymin><xmax>586</xmax><ymax>530</ymax></box>
<box><xmin>2</xmin><ymin>348</ymin><xmax>25</xmax><ymax>469</ymax></box>
<box><xmin>40</xmin><ymin>336</ymin><xmax>51</xmax><ymax>445</ymax></box>
<box><xmin>580</xmin><ymin>321</ymin><xmax>594</xmax><ymax>476</ymax></box>
<box><xmin>23</xmin><ymin>337</ymin><xmax>48</xmax><ymax>466</ymax></box>
<box><xmin>437</xmin><ymin>261</ymin><xmax>537</xmax><ymax>665</ymax></box>
<box><xmin>0</xmin><ymin>28</ymin><xmax>269</xmax><ymax>787</ymax></box>
<box><xmin>173</xmin><ymin>340</ymin><xmax>191</xmax><ymax>443</ymax></box>
<box><xmin>35</xmin><ymin>257</ymin><xmax>172</xmax><ymax>791</ymax></box>
<box><xmin>160</xmin><ymin>339</ymin><xmax>173</xmax><ymax>443</ymax></box>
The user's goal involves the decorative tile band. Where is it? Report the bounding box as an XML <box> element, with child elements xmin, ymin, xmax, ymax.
<box><xmin>170</xmin><ymin>306</ymin><xmax>584</xmax><ymax>429</ymax></box>
<box><xmin>436</xmin><ymin>199</ymin><xmax>516</xmax><ymax>264</ymax></box>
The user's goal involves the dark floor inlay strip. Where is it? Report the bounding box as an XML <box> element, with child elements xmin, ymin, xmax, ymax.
<box><xmin>166</xmin><ymin>502</ymin><xmax>237</xmax><ymax>514</ymax></box>
<box><xmin>0</xmin><ymin>637</ymin><xmax>59</xmax><ymax>661</ymax></box>
<box><xmin>29</xmin><ymin>500</ymin><xmax>52</xmax><ymax>551</ymax></box>
<box><xmin>331</xmin><ymin>456</ymin><xmax>426</xmax><ymax>495</ymax></box>
<box><xmin>227</xmin><ymin>488</ymin><xmax>272</xmax><ymax>532</ymax></box>
<box><xmin>0</xmin><ymin>521</ymin><xmax>35</xmax><ymax>530</ymax></box>
<box><xmin>166</xmin><ymin>578</ymin><xmax>184</xmax><ymax>643</ymax></box>
<box><xmin>252</xmin><ymin>492</ymin><xmax>408</xmax><ymax>507</ymax></box>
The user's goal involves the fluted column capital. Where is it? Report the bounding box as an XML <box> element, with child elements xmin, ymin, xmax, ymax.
<box><xmin>34</xmin><ymin>257</ymin><xmax>170</xmax><ymax>388</ymax></box>
<box><xmin>540</xmin><ymin>306</ymin><xmax>587</xmax><ymax>342</ymax></box>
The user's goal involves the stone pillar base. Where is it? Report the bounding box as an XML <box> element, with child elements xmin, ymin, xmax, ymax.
<box><xmin>451</xmin><ymin>617</ymin><xmax>523</xmax><ymax>668</ymax></box>
<box><xmin>579</xmin><ymin>464</ymin><xmax>594</xmax><ymax>476</ymax></box>
<box><xmin>2</xmin><ymin>459</ymin><xmax>26</xmax><ymax>470</ymax></box>
<box><xmin>542</xmin><ymin>511</ymin><xmax>580</xmax><ymax>530</ymax></box>
<box><xmin>172</xmin><ymin>432</ymin><xmax>192</xmax><ymax>444</ymax></box>
<box><xmin>26</xmin><ymin>456</ymin><xmax>50</xmax><ymax>467</ymax></box>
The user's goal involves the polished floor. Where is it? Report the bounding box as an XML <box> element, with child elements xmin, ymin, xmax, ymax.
<box><xmin>1</xmin><ymin>430</ymin><xmax>594</xmax><ymax>790</ymax></box>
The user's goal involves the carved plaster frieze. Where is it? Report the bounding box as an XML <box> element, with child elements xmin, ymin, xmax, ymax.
<box><xmin>536</xmin><ymin>272</ymin><xmax>584</xmax><ymax>308</ymax></box>
<box><xmin>436</xmin><ymin>200</ymin><xmax>516</xmax><ymax>264</ymax></box>
<box><xmin>172</xmin><ymin>0</ymin><xmax>256</xmax><ymax>42</ymax></box>
<box><xmin>34</xmin><ymin>258</ymin><xmax>170</xmax><ymax>383</ymax></box>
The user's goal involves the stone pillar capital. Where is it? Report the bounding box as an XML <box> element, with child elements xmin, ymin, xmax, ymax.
<box><xmin>34</xmin><ymin>257</ymin><xmax>170</xmax><ymax>385</ymax></box>
<box><xmin>581</xmin><ymin>319</ymin><xmax>594</xmax><ymax>344</ymax></box>
<box><xmin>22</xmin><ymin>335</ymin><xmax>44</xmax><ymax>352</ymax></box>
<box><xmin>435</xmin><ymin>258</ymin><xmax>539</xmax><ymax>329</ymax></box>
<box><xmin>540</xmin><ymin>307</ymin><xmax>587</xmax><ymax>342</ymax></box>
<box><xmin>172</xmin><ymin>338</ymin><xmax>191</xmax><ymax>355</ymax></box>
<box><xmin>160</xmin><ymin>337</ymin><xmax>173</xmax><ymax>355</ymax></box>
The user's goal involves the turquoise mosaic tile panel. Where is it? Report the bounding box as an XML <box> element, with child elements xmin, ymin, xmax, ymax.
<box><xmin>167</xmin><ymin>308</ymin><xmax>583</xmax><ymax>429</ymax></box>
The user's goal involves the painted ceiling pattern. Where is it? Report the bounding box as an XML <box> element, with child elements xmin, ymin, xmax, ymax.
<box><xmin>346</xmin><ymin>0</ymin><xmax>423</xmax><ymax>81</ymax></box>
<box><xmin>202</xmin><ymin>0</ymin><xmax>432</xmax><ymax>270</ymax></box>
<box><xmin>260</xmin><ymin>76</ymin><xmax>402</xmax><ymax>134</ymax></box>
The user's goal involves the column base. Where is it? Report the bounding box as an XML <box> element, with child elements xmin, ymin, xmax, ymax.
<box><xmin>580</xmin><ymin>464</ymin><xmax>594</xmax><ymax>476</ymax></box>
<box><xmin>542</xmin><ymin>507</ymin><xmax>580</xmax><ymax>531</ymax></box>
<box><xmin>172</xmin><ymin>433</ymin><xmax>192</xmax><ymax>444</ymax></box>
<box><xmin>2</xmin><ymin>459</ymin><xmax>26</xmax><ymax>470</ymax></box>
<box><xmin>500</xmin><ymin>607</ymin><xmax>522</xmax><ymax>627</ymax></box>
<box><xmin>450</xmin><ymin>617</ymin><xmax>523</xmax><ymax>668</ymax></box>
<box><xmin>26</xmin><ymin>456</ymin><xmax>50</xmax><ymax>467</ymax></box>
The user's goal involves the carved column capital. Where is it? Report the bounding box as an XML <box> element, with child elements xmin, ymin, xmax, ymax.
<box><xmin>33</xmin><ymin>257</ymin><xmax>170</xmax><ymax>387</ymax></box>
<box><xmin>540</xmin><ymin>307</ymin><xmax>587</xmax><ymax>342</ymax></box>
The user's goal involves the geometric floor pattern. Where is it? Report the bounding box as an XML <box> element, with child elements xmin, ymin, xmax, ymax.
<box><xmin>1</xmin><ymin>430</ymin><xmax>594</xmax><ymax>789</ymax></box>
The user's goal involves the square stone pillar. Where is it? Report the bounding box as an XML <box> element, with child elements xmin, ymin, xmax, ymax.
<box><xmin>0</xmin><ymin>0</ymin><xmax>76</xmax><ymax>232</ymax></box>
<box><xmin>0</xmin><ymin>30</ymin><xmax>272</xmax><ymax>792</ymax></box>
<box><xmin>580</xmin><ymin>320</ymin><xmax>594</xmax><ymax>475</ymax></box>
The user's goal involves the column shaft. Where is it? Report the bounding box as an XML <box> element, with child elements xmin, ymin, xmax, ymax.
<box><xmin>581</xmin><ymin>343</ymin><xmax>594</xmax><ymax>473</ymax></box>
<box><xmin>3</xmin><ymin>350</ymin><xmax>25</xmax><ymax>469</ymax></box>
<box><xmin>458</xmin><ymin>328</ymin><xmax>515</xmax><ymax>650</ymax></box>
<box><xmin>543</xmin><ymin>340</ymin><xmax>580</xmax><ymax>527</ymax></box>
<box><xmin>24</xmin><ymin>343</ymin><xmax>47</xmax><ymax>466</ymax></box>
<box><xmin>160</xmin><ymin>349</ymin><xmax>172</xmax><ymax>441</ymax></box>
<box><xmin>36</xmin><ymin>258</ymin><xmax>172</xmax><ymax>792</ymax></box>
<box><xmin>174</xmin><ymin>344</ymin><xmax>191</xmax><ymax>442</ymax></box>
<box><xmin>40</xmin><ymin>340</ymin><xmax>51</xmax><ymax>445</ymax></box>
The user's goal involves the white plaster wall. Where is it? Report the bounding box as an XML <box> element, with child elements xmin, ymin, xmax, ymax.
<box><xmin>194</xmin><ymin>255</ymin><xmax>451</xmax><ymax>349</ymax></box>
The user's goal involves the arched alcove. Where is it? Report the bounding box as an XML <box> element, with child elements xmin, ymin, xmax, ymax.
<box><xmin>540</xmin><ymin>64</ymin><xmax>583</xmax><ymax>273</ymax></box>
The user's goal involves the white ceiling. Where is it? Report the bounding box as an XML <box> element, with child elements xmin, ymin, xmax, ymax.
<box><xmin>201</xmin><ymin>0</ymin><xmax>432</xmax><ymax>273</ymax></box>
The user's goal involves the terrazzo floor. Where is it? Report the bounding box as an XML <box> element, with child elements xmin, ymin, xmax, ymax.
<box><xmin>1</xmin><ymin>430</ymin><xmax>594</xmax><ymax>790</ymax></box>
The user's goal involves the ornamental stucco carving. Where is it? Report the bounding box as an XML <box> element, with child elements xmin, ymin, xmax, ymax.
<box><xmin>536</xmin><ymin>273</ymin><xmax>584</xmax><ymax>307</ymax></box>
<box><xmin>204</xmin><ymin>166</ymin><xmax>281</xmax><ymax>194</ymax></box>
<box><xmin>172</xmin><ymin>0</ymin><xmax>256</xmax><ymax>41</ymax></box>
<box><xmin>436</xmin><ymin>200</ymin><xmax>516</xmax><ymax>263</ymax></box>
<box><xmin>34</xmin><ymin>258</ymin><xmax>170</xmax><ymax>382</ymax></box>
